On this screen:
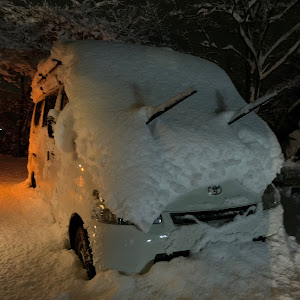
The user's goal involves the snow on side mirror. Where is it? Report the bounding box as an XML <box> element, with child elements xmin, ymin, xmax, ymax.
<box><xmin>47</xmin><ymin>109</ymin><xmax>59</xmax><ymax>138</ymax></box>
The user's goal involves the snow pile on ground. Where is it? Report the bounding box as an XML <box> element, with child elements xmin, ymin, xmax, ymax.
<box><xmin>55</xmin><ymin>230</ymin><xmax>300</xmax><ymax>300</ymax></box>
<box><xmin>0</xmin><ymin>155</ymin><xmax>85</xmax><ymax>300</ymax></box>
<box><xmin>33</xmin><ymin>41</ymin><xmax>283</xmax><ymax>231</ymax></box>
<box><xmin>0</xmin><ymin>156</ymin><xmax>299</xmax><ymax>300</ymax></box>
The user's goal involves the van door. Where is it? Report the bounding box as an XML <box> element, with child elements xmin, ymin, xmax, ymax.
<box><xmin>28</xmin><ymin>89</ymin><xmax>62</xmax><ymax>198</ymax></box>
<box><xmin>28</xmin><ymin>99</ymin><xmax>45</xmax><ymax>187</ymax></box>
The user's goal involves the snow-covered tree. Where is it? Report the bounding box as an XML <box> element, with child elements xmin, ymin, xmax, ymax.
<box><xmin>0</xmin><ymin>0</ymin><xmax>111</xmax><ymax>82</ymax></box>
<box><xmin>0</xmin><ymin>0</ymin><xmax>167</xmax><ymax>155</ymax></box>
<box><xmin>1</xmin><ymin>0</ymin><xmax>298</xmax><ymax>99</ymax></box>
<box><xmin>172</xmin><ymin>0</ymin><xmax>299</xmax><ymax>102</ymax></box>
<box><xmin>0</xmin><ymin>0</ymin><xmax>164</xmax><ymax>83</ymax></box>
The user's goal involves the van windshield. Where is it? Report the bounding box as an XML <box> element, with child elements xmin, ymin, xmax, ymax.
<box><xmin>43</xmin><ymin>92</ymin><xmax>58</xmax><ymax>127</ymax></box>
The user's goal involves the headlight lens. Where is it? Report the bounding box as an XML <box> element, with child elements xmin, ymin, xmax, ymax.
<box><xmin>92</xmin><ymin>198</ymin><xmax>134</xmax><ymax>225</ymax></box>
<box><xmin>262</xmin><ymin>184</ymin><xmax>281</xmax><ymax>210</ymax></box>
<box><xmin>153</xmin><ymin>215</ymin><xmax>163</xmax><ymax>224</ymax></box>
<box><xmin>92</xmin><ymin>190</ymin><xmax>162</xmax><ymax>225</ymax></box>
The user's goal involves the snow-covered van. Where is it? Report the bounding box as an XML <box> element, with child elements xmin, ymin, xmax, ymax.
<box><xmin>28</xmin><ymin>41</ymin><xmax>283</xmax><ymax>278</ymax></box>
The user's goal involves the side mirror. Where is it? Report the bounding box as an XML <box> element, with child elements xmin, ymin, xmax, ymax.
<box><xmin>47</xmin><ymin>109</ymin><xmax>59</xmax><ymax>138</ymax></box>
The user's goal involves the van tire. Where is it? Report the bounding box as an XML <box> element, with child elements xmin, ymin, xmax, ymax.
<box><xmin>74</xmin><ymin>226</ymin><xmax>96</xmax><ymax>280</ymax></box>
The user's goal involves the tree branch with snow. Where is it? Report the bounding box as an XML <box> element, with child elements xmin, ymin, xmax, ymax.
<box><xmin>0</xmin><ymin>0</ymin><xmax>164</xmax><ymax>82</ymax></box>
<box><xmin>187</xmin><ymin>0</ymin><xmax>299</xmax><ymax>102</ymax></box>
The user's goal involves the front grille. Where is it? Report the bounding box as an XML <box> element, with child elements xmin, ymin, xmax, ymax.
<box><xmin>170</xmin><ymin>204</ymin><xmax>256</xmax><ymax>226</ymax></box>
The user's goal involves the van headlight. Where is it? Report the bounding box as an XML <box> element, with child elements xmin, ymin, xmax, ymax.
<box><xmin>92</xmin><ymin>196</ymin><xmax>134</xmax><ymax>225</ymax></box>
<box><xmin>153</xmin><ymin>215</ymin><xmax>162</xmax><ymax>224</ymax></box>
<box><xmin>91</xmin><ymin>190</ymin><xmax>162</xmax><ymax>225</ymax></box>
<box><xmin>262</xmin><ymin>184</ymin><xmax>281</xmax><ymax>210</ymax></box>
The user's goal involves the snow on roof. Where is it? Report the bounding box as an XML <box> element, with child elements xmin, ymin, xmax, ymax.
<box><xmin>34</xmin><ymin>40</ymin><xmax>283</xmax><ymax>232</ymax></box>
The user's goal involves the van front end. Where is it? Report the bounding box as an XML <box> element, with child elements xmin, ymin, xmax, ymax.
<box><xmin>87</xmin><ymin>182</ymin><xmax>283</xmax><ymax>274</ymax></box>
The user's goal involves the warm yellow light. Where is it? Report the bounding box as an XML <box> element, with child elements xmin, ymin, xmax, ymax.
<box><xmin>81</xmin><ymin>167</ymin><xmax>84</xmax><ymax>172</ymax></box>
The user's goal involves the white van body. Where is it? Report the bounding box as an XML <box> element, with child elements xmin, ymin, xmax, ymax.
<box><xmin>28</xmin><ymin>41</ymin><xmax>283</xmax><ymax>274</ymax></box>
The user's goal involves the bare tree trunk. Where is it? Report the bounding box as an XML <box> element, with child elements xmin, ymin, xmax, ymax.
<box><xmin>248</xmin><ymin>67</ymin><xmax>262</xmax><ymax>103</ymax></box>
<box><xmin>245</xmin><ymin>51</ymin><xmax>260</xmax><ymax>103</ymax></box>
<box><xmin>249</xmin><ymin>71</ymin><xmax>257</xmax><ymax>103</ymax></box>
<box><xmin>245</xmin><ymin>60</ymin><xmax>251</xmax><ymax>103</ymax></box>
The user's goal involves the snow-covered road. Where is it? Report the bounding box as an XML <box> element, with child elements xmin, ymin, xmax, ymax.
<box><xmin>0</xmin><ymin>154</ymin><xmax>299</xmax><ymax>300</ymax></box>
<box><xmin>0</xmin><ymin>155</ymin><xmax>84</xmax><ymax>300</ymax></box>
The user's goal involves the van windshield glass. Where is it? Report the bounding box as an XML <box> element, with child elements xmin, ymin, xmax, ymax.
<box><xmin>60</xmin><ymin>91</ymin><xmax>69</xmax><ymax>111</ymax></box>
<box><xmin>43</xmin><ymin>92</ymin><xmax>58</xmax><ymax>127</ymax></box>
<box><xmin>34</xmin><ymin>101</ymin><xmax>44</xmax><ymax>126</ymax></box>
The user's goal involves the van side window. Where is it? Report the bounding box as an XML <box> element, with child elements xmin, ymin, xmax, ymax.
<box><xmin>60</xmin><ymin>91</ymin><xmax>69</xmax><ymax>111</ymax></box>
<box><xmin>34</xmin><ymin>101</ymin><xmax>44</xmax><ymax>126</ymax></box>
<box><xmin>43</xmin><ymin>92</ymin><xmax>58</xmax><ymax>127</ymax></box>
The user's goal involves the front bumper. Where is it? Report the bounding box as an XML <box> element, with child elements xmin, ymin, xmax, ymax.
<box><xmin>87</xmin><ymin>203</ymin><xmax>283</xmax><ymax>274</ymax></box>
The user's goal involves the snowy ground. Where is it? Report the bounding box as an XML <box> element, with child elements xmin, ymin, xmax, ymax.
<box><xmin>0</xmin><ymin>155</ymin><xmax>84</xmax><ymax>300</ymax></box>
<box><xmin>0</xmin><ymin>155</ymin><xmax>299</xmax><ymax>300</ymax></box>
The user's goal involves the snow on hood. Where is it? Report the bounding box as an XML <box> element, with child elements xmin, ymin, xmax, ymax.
<box><xmin>38</xmin><ymin>40</ymin><xmax>283</xmax><ymax>232</ymax></box>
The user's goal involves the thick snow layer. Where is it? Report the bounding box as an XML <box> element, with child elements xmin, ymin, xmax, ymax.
<box><xmin>55</xmin><ymin>104</ymin><xmax>77</xmax><ymax>153</ymax></box>
<box><xmin>0</xmin><ymin>156</ymin><xmax>299</xmax><ymax>300</ymax></box>
<box><xmin>57</xmin><ymin>231</ymin><xmax>300</xmax><ymax>300</ymax></box>
<box><xmin>33</xmin><ymin>41</ymin><xmax>283</xmax><ymax>231</ymax></box>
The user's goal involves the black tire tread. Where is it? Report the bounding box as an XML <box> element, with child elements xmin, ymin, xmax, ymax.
<box><xmin>74</xmin><ymin>226</ymin><xmax>96</xmax><ymax>279</ymax></box>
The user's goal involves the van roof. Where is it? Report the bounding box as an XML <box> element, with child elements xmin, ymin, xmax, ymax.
<box><xmin>32</xmin><ymin>41</ymin><xmax>243</xmax><ymax>113</ymax></box>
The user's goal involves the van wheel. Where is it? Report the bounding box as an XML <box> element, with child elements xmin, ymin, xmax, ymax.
<box><xmin>74</xmin><ymin>226</ymin><xmax>96</xmax><ymax>280</ymax></box>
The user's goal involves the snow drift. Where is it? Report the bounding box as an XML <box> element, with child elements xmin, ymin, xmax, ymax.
<box><xmin>32</xmin><ymin>41</ymin><xmax>283</xmax><ymax>232</ymax></box>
